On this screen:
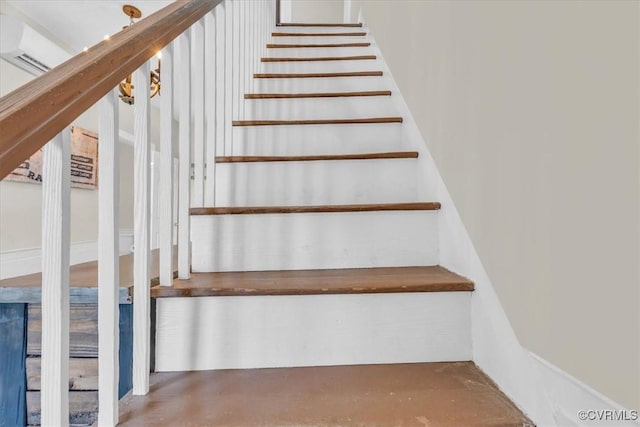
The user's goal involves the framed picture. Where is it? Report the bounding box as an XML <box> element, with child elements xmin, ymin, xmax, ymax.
<box><xmin>4</xmin><ymin>126</ymin><xmax>99</xmax><ymax>189</ymax></box>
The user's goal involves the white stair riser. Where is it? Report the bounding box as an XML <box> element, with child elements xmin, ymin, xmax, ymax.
<box><xmin>155</xmin><ymin>292</ymin><xmax>472</xmax><ymax>371</ymax></box>
<box><xmin>253</xmin><ymin>76</ymin><xmax>388</xmax><ymax>94</ymax></box>
<box><xmin>215</xmin><ymin>158</ymin><xmax>420</xmax><ymax>206</ymax></box>
<box><xmin>271</xmin><ymin>27</ymin><xmax>369</xmax><ymax>34</ymax></box>
<box><xmin>227</xmin><ymin>134</ymin><xmax>409</xmax><ymax>156</ymax></box>
<box><xmin>265</xmin><ymin>47</ymin><xmax>374</xmax><ymax>57</ymax></box>
<box><xmin>231</xmin><ymin>123</ymin><xmax>406</xmax><ymax>154</ymax></box>
<box><xmin>191</xmin><ymin>210</ymin><xmax>439</xmax><ymax>272</ymax></box>
<box><xmin>245</xmin><ymin>96</ymin><xmax>397</xmax><ymax>120</ymax></box>
<box><xmin>268</xmin><ymin>36</ymin><xmax>370</xmax><ymax>45</ymax></box>
<box><xmin>259</xmin><ymin>59</ymin><xmax>382</xmax><ymax>74</ymax></box>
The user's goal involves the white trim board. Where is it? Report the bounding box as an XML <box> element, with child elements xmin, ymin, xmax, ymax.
<box><xmin>0</xmin><ymin>229</ymin><xmax>133</xmax><ymax>280</ymax></box>
<box><xmin>531</xmin><ymin>352</ymin><xmax>640</xmax><ymax>426</ymax></box>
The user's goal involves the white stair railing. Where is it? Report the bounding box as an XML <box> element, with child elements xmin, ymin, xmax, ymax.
<box><xmin>0</xmin><ymin>0</ymin><xmax>276</xmax><ymax>425</ymax></box>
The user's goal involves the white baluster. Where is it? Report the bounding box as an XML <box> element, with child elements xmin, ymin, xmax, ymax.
<box><xmin>216</xmin><ymin>4</ymin><xmax>226</xmax><ymax>159</ymax></box>
<box><xmin>259</xmin><ymin>0</ymin><xmax>263</xmax><ymax>56</ymax></box>
<box><xmin>159</xmin><ymin>42</ymin><xmax>174</xmax><ymax>286</ymax></box>
<box><xmin>248</xmin><ymin>1</ymin><xmax>253</xmax><ymax>104</ymax></box>
<box><xmin>192</xmin><ymin>20</ymin><xmax>205</xmax><ymax>207</ymax></box>
<box><xmin>232</xmin><ymin>0</ymin><xmax>240</xmax><ymax>146</ymax></box>
<box><xmin>263</xmin><ymin>0</ymin><xmax>268</xmax><ymax>57</ymax></box>
<box><xmin>40</xmin><ymin>129</ymin><xmax>70</xmax><ymax>427</ymax></box>
<box><xmin>247</xmin><ymin>2</ymin><xmax>252</xmax><ymax>95</ymax></box>
<box><xmin>252</xmin><ymin>1</ymin><xmax>257</xmax><ymax>93</ymax></box>
<box><xmin>178</xmin><ymin>30</ymin><xmax>192</xmax><ymax>280</ymax></box>
<box><xmin>205</xmin><ymin>11</ymin><xmax>217</xmax><ymax>206</ymax></box>
<box><xmin>225</xmin><ymin>1</ymin><xmax>233</xmax><ymax>155</ymax></box>
<box><xmin>238</xmin><ymin>0</ymin><xmax>245</xmax><ymax>119</ymax></box>
<box><xmin>271</xmin><ymin>0</ymin><xmax>276</xmax><ymax>30</ymax></box>
<box><xmin>132</xmin><ymin>61</ymin><xmax>151</xmax><ymax>395</ymax></box>
<box><xmin>252</xmin><ymin>0</ymin><xmax>258</xmax><ymax>93</ymax></box>
<box><xmin>98</xmin><ymin>88</ymin><xmax>120</xmax><ymax>426</ymax></box>
<box><xmin>344</xmin><ymin>0</ymin><xmax>352</xmax><ymax>23</ymax></box>
<box><xmin>247</xmin><ymin>1</ymin><xmax>252</xmax><ymax>99</ymax></box>
<box><xmin>266</xmin><ymin>0</ymin><xmax>270</xmax><ymax>55</ymax></box>
<box><xmin>173</xmin><ymin>159</ymin><xmax>178</xmax><ymax>245</ymax></box>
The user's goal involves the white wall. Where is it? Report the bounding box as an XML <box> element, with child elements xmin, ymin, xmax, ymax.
<box><xmin>350</xmin><ymin>0</ymin><xmax>639</xmax><ymax>411</ymax></box>
<box><xmin>290</xmin><ymin>0</ymin><xmax>344</xmax><ymax>24</ymax></box>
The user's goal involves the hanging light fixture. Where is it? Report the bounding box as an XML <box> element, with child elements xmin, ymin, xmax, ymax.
<box><xmin>117</xmin><ymin>5</ymin><xmax>161</xmax><ymax>105</ymax></box>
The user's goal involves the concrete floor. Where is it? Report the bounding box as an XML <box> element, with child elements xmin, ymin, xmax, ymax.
<box><xmin>118</xmin><ymin>362</ymin><xmax>534</xmax><ymax>427</ymax></box>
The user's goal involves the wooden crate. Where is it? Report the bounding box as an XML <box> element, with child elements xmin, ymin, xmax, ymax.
<box><xmin>23</xmin><ymin>303</ymin><xmax>133</xmax><ymax>426</ymax></box>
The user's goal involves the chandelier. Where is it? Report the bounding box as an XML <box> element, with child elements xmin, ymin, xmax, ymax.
<box><xmin>117</xmin><ymin>5</ymin><xmax>161</xmax><ymax>105</ymax></box>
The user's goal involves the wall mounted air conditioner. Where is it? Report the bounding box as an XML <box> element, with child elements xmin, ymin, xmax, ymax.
<box><xmin>0</xmin><ymin>14</ymin><xmax>70</xmax><ymax>76</ymax></box>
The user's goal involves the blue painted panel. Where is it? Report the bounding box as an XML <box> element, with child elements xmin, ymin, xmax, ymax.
<box><xmin>118</xmin><ymin>304</ymin><xmax>133</xmax><ymax>398</ymax></box>
<box><xmin>1</xmin><ymin>303</ymin><xmax>132</xmax><ymax>426</ymax></box>
<box><xmin>0</xmin><ymin>304</ymin><xmax>26</xmax><ymax>427</ymax></box>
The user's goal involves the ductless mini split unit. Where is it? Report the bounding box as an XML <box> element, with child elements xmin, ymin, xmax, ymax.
<box><xmin>0</xmin><ymin>14</ymin><xmax>70</xmax><ymax>75</ymax></box>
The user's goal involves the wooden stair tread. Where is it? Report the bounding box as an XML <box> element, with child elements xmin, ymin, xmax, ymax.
<box><xmin>262</xmin><ymin>55</ymin><xmax>376</xmax><ymax>62</ymax></box>
<box><xmin>254</xmin><ymin>71</ymin><xmax>383</xmax><ymax>78</ymax></box>
<box><xmin>267</xmin><ymin>43</ymin><xmax>371</xmax><ymax>48</ymax></box>
<box><xmin>153</xmin><ymin>266</ymin><xmax>473</xmax><ymax>298</ymax></box>
<box><xmin>190</xmin><ymin>202</ymin><xmax>440</xmax><ymax>216</ymax></box>
<box><xmin>272</xmin><ymin>32</ymin><xmax>367</xmax><ymax>37</ymax></box>
<box><xmin>216</xmin><ymin>152</ymin><xmax>417</xmax><ymax>163</ymax></box>
<box><xmin>233</xmin><ymin>117</ymin><xmax>403</xmax><ymax>126</ymax></box>
<box><xmin>277</xmin><ymin>23</ymin><xmax>363</xmax><ymax>27</ymax></box>
<box><xmin>245</xmin><ymin>90</ymin><xmax>391</xmax><ymax>99</ymax></box>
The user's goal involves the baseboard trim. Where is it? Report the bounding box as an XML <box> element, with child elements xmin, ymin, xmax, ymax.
<box><xmin>0</xmin><ymin>230</ymin><xmax>134</xmax><ymax>280</ymax></box>
<box><xmin>530</xmin><ymin>352</ymin><xmax>639</xmax><ymax>426</ymax></box>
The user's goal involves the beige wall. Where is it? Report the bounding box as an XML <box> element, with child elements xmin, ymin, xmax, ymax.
<box><xmin>351</xmin><ymin>0</ymin><xmax>639</xmax><ymax>409</ymax></box>
<box><xmin>0</xmin><ymin>58</ymin><xmax>135</xmax><ymax>251</ymax></box>
<box><xmin>290</xmin><ymin>0</ymin><xmax>344</xmax><ymax>23</ymax></box>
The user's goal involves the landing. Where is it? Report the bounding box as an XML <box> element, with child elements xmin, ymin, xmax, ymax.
<box><xmin>118</xmin><ymin>362</ymin><xmax>533</xmax><ymax>426</ymax></box>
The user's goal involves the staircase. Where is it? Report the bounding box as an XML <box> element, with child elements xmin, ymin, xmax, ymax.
<box><xmin>0</xmin><ymin>2</ymin><xmax>536</xmax><ymax>424</ymax></box>
<box><xmin>151</xmin><ymin>22</ymin><xmax>474</xmax><ymax>373</ymax></box>
<box><xmin>136</xmin><ymin>21</ymin><xmax>534</xmax><ymax>426</ymax></box>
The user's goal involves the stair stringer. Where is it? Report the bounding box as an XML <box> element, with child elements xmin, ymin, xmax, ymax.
<box><xmin>361</xmin><ymin>21</ymin><xmax>558</xmax><ymax>427</ymax></box>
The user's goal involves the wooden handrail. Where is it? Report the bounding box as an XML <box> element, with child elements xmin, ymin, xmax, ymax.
<box><xmin>0</xmin><ymin>0</ymin><xmax>221</xmax><ymax>180</ymax></box>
